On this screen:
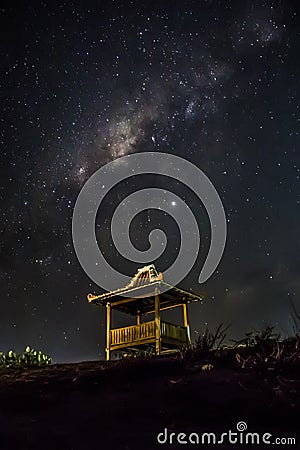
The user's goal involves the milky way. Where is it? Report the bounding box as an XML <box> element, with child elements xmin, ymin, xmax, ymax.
<box><xmin>1</xmin><ymin>1</ymin><xmax>299</xmax><ymax>362</ymax></box>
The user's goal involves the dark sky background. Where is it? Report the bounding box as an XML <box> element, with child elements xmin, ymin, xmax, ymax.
<box><xmin>1</xmin><ymin>1</ymin><xmax>299</xmax><ymax>362</ymax></box>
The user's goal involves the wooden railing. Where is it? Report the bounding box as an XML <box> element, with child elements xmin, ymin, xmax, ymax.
<box><xmin>110</xmin><ymin>320</ymin><xmax>188</xmax><ymax>346</ymax></box>
<box><xmin>111</xmin><ymin>321</ymin><xmax>156</xmax><ymax>346</ymax></box>
<box><xmin>161</xmin><ymin>321</ymin><xmax>188</xmax><ymax>344</ymax></box>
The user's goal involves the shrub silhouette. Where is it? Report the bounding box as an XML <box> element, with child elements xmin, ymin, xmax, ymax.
<box><xmin>0</xmin><ymin>346</ymin><xmax>52</xmax><ymax>368</ymax></box>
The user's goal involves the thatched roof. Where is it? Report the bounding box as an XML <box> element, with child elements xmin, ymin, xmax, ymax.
<box><xmin>87</xmin><ymin>264</ymin><xmax>203</xmax><ymax>315</ymax></box>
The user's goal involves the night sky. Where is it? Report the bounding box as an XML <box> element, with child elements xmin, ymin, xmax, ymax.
<box><xmin>1</xmin><ymin>1</ymin><xmax>299</xmax><ymax>362</ymax></box>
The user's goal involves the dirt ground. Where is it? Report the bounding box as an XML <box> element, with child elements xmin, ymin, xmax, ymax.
<box><xmin>0</xmin><ymin>357</ymin><xmax>299</xmax><ymax>449</ymax></box>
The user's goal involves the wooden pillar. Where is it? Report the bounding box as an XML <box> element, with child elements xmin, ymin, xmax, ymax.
<box><xmin>154</xmin><ymin>288</ymin><xmax>161</xmax><ymax>355</ymax></box>
<box><xmin>183</xmin><ymin>301</ymin><xmax>191</xmax><ymax>344</ymax></box>
<box><xmin>105</xmin><ymin>302</ymin><xmax>111</xmax><ymax>361</ymax></box>
<box><xmin>137</xmin><ymin>310</ymin><xmax>141</xmax><ymax>341</ymax></box>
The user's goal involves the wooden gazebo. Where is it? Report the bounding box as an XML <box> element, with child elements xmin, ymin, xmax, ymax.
<box><xmin>87</xmin><ymin>264</ymin><xmax>203</xmax><ymax>360</ymax></box>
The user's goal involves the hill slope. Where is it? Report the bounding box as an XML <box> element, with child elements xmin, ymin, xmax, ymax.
<box><xmin>0</xmin><ymin>357</ymin><xmax>299</xmax><ymax>449</ymax></box>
